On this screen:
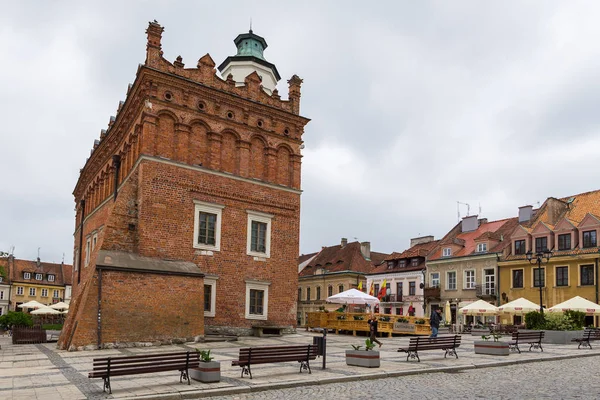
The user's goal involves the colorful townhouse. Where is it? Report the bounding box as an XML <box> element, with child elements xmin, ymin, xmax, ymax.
<box><xmin>297</xmin><ymin>238</ymin><xmax>388</xmax><ymax>326</ymax></box>
<box><xmin>498</xmin><ymin>190</ymin><xmax>600</xmax><ymax>326</ymax></box>
<box><xmin>367</xmin><ymin>236</ymin><xmax>439</xmax><ymax>318</ymax></box>
<box><xmin>0</xmin><ymin>254</ymin><xmax>72</xmax><ymax>312</ymax></box>
<box><xmin>426</xmin><ymin>215</ymin><xmax>518</xmax><ymax>324</ymax></box>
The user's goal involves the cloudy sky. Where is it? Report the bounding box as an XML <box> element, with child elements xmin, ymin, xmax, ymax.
<box><xmin>2</xmin><ymin>1</ymin><xmax>600</xmax><ymax>263</ymax></box>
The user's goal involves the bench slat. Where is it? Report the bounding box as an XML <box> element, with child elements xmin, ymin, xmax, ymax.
<box><xmin>93</xmin><ymin>353</ymin><xmax>198</xmax><ymax>368</ymax></box>
<box><xmin>92</xmin><ymin>351</ymin><xmax>193</xmax><ymax>362</ymax></box>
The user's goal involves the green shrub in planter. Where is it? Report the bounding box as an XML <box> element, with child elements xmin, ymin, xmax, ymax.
<box><xmin>525</xmin><ymin>311</ymin><xmax>546</xmax><ymax>330</ymax></box>
<box><xmin>414</xmin><ymin>319</ymin><xmax>426</xmax><ymax>325</ymax></box>
<box><xmin>0</xmin><ymin>311</ymin><xmax>33</xmax><ymax>330</ymax></box>
<box><xmin>564</xmin><ymin>310</ymin><xmax>586</xmax><ymax>329</ymax></box>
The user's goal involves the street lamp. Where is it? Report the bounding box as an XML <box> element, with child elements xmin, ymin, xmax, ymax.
<box><xmin>526</xmin><ymin>248</ymin><xmax>552</xmax><ymax>313</ymax></box>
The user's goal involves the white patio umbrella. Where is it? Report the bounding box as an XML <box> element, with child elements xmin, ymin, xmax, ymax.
<box><xmin>498</xmin><ymin>297</ymin><xmax>542</xmax><ymax>314</ymax></box>
<box><xmin>17</xmin><ymin>300</ymin><xmax>45</xmax><ymax>309</ymax></box>
<box><xmin>458</xmin><ymin>299</ymin><xmax>498</xmax><ymax>316</ymax></box>
<box><xmin>444</xmin><ymin>300</ymin><xmax>452</xmax><ymax>324</ymax></box>
<box><xmin>548</xmin><ymin>296</ymin><xmax>600</xmax><ymax>315</ymax></box>
<box><xmin>49</xmin><ymin>302</ymin><xmax>69</xmax><ymax>310</ymax></box>
<box><xmin>30</xmin><ymin>306</ymin><xmax>62</xmax><ymax>315</ymax></box>
<box><xmin>326</xmin><ymin>288</ymin><xmax>380</xmax><ymax>306</ymax></box>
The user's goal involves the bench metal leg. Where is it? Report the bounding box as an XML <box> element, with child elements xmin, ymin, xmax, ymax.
<box><xmin>444</xmin><ymin>348</ymin><xmax>458</xmax><ymax>359</ymax></box>
<box><xmin>509</xmin><ymin>344</ymin><xmax>521</xmax><ymax>354</ymax></box>
<box><xmin>180</xmin><ymin>368</ymin><xmax>190</xmax><ymax>385</ymax></box>
<box><xmin>579</xmin><ymin>340</ymin><xmax>591</xmax><ymax>349</ymax></box>
<box><xmin>299</xmin><ymin>360</ymin><xmax>311</xmax><ymax>374</ymax></box>
<box><xmin>102</xmin><ymin>377</ymin><xmax>111</xmax><ymax>394</ymax></box>
<box><xmin>406</xmin><ymin>351</ymin><xmax>420</xmax><ymax>362</ymax></box>
<box><xmin>241</xmin><ymin>364</ymin><xmax>252</xmax><ymax>379</ymax></box>
<box><xmin>529</xmin><ymin>342</ymin><xmax>543</xmax><ymax>352</ymax></box>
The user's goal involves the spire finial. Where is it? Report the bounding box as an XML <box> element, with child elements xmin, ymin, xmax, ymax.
<box><xmin>249</xmin><ymin>18</ymin><xmax>253</xmax><ymax>34</ymax></box>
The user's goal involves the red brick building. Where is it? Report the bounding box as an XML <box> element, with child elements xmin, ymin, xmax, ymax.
<box><xmin>59</xmin><ymin>21</ymin><xmax>309</xmax><ymax>350</ymax></box>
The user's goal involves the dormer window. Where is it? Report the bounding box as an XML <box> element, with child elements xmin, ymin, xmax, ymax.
<box><xmin>514</xmin><ymin>240</ymin><xmax>526</xmax><ymax>255</ymax></box>
<box><xmin>35</xmin><ymin>273</ymin><xmax>42</xmax><ymax>281</ymax></box>
<box><xmin>557</xmin><ymin>234</ymin><xmax>571</xmax><ymax>251</ymax></box>
<box><xmin>411</xmin><ymin>258</ymin><xmax>419</xmax><ymax>267</ymax></box>
<box><xmin>387</xmin><ymin>261</ymin><xmax>394</xmax><ymax>269</ymax></box>
<box><xmin>535</xmin><ymin>237</ymin><xmax>548</xmax><ymax>253</ymax></box>
<box><xmin>442</xmin><ymin>248</ymin><xmax>451</xmax><ymax>257</ymax></box>
<box><xmin>583</xmin><ymin>231</ymin><xmax>597</xmax><ymax>248</ymax></box>
<box><xmin>24</xmin><ymin>272</ymin><xmax>31</xmax><ymax>280</ymax></box>
<box><xmin>476</xmin><ymin>243</ymin><xmax>487</xmax><ymax>253</ymax></box>
<box><xmin>399</xmin><ymin>260</ymin><xmax>406</xmax><ymax>268</ymax></box>
<box><xmin>48</xmin><ymin>274</ymin><xmax>55</xmax><ymax>282</ymax></box>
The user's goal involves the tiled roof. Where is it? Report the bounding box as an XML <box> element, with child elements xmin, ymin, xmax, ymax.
<box><xmin>371</xmin><ymin>240</ymin><xmax>439</xmax><ymax>274</ymax></box>
<box><xmin>298</xmin><ymin>252</ymin><xmax>318</xmax><ymax>265</ymax></box>
<box><xmin>299</xmin><ymin>241</ymin><xmax>387</xmax><ymax>277</ymax></box>
<box><xmin>8</xmin><ymin>258</ymin><xmax>73</xmax><ymax>286</ymax></box>
<box><xmin>370</xmin><ymin>251</ymin><xmax>390</xmax><ymax>266</ymax></box>
<box><xmin>430</xmin><ymin>217</ymin><xmax>518</xmax><ymax>261</ymax></box>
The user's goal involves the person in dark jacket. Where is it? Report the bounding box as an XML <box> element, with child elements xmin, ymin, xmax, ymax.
<box><xmin>367</xmin><ymin>315</ymin><xmax>383</xmax><ymax>347</ymax></box>
<box><xmin>429</xmin><ymin>307</ymin><xmax>443</xmax><ymax>338</ymax></box>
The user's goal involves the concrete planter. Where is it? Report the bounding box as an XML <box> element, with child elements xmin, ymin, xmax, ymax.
<box><xmin>345</xmin><ymin>350</ymin><xmax>380</xmax><ymax>368</ymax></box>
<box><xmin>474</xmin><ymin>340</ymin><xmax>510</xmax><ymax>356</ymax></box>
<box><xmin>520</xmin><ymin>329</ymin><xmax>583</xmax><ymax>344</ymax></box>
<box><xmin>471</xmin><ymin>328</ymin><xmax>491</xmax><ymax>336</ymax></box>
<box><xmin>190</xmin><ymin>361</ymin><xmax>221</xmax><ymax>383</ymax></box>
<box><xmin>438</xmin><ymin>327</ymin><xmax>451</xmax><ymax>334</ymax></box>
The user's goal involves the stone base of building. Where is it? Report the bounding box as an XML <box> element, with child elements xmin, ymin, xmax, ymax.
<box><xmin>70</xmin><ymin>336</ymin><xmax>204</xmax><ymax>352</ymax></box>
<box><xmin>206</xmin><ymin>325</ymin><xmax>296</xmax><ymax>337</ymax></box>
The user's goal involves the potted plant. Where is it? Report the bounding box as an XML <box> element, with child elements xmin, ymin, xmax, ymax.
<box><xmin>345</xmin><ymin>338</ymin><xmax>380</xmax><ymax>368</ymax></box>
<box><xmin>190</xmin><ymin>349</ymin><xmax>221</xmax><ymax>383</ymax></box>
<box><xmin>474</xmin><ymin>332</ymin><xmax>509</xmax><ymax>356</ymax></box>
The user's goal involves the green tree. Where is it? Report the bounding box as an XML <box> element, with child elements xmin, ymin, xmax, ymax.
<box><xmin>0</xmin><ymin>311</ymin><xmax>33</xmax><ymax>330</ymax></box>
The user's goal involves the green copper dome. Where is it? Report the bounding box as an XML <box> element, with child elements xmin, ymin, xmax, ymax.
<box><xmin>233</xmin><ymin>30</ymin><xmax>267</xmax><ymax>60</ymax></box>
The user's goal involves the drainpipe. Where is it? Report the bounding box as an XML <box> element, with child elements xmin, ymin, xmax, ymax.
<box><xmin>112</xmin><ymin>155</ymin><xmax>121</xmax><ymax>200</ymax></box>
<box><xmin>496</xmin><ymin>254</ymin><xmax>501</xmax><ymax>307</ymax></box>
<box><xmin>594</xmin><ymin>257</ymin><xmax>598</xmax><ymax>326</ymax></box>
<box><xmin>97</xmin><ymin>268</ymin><xmax>102</xmax><ymax>349</ymax></box>
<box><xmin>77</xmin><ymin>199</ymin><xmax>85</xmax><ymax>285</ymax></box>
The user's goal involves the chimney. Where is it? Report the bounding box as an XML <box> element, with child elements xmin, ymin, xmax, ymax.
<box><xmin>410</xmin><ymin>235</ymin><xmax>435</xmax><ymax>248</ymax></box>
<box><xmin>546</xmin><ymin>198</ymin><xmax>568</xmax><ymax>225</ymax></box>
<box><xmin>461</xmin><ymin>215</ymin><xmax>478</xmax><ymax>232</ymax></box>
<box><xmin>341</xmin><ymin>238</ymin><xmax>348</xmax><ymax>248</ymax></box>
<box><xmin>360</xmin><ymin>242</ymin><xmax>371</xmax><ymax>261</ymax></box>
<box><xmin>36</xmin><ymin>257</ymin><xmax>41</xmax><ymax>267</ymax></box>
<box><xmin>519</xmin><ymin>205</ymin><xmax>533</xmax><ymax>223</ymax></box>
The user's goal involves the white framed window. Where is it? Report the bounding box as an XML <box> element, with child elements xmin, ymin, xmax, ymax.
<box><xmin>53</xmin><ymin>289</ymin><xmax>60</xmax><ymax>298</ymax></box>
<box><xmin>35</xmin><ymin>273</ymin><xmax>42</xmax><ymax>281</ymax></box>
<box><xmin>0</xmin><ymin>307</ymin><xmax>3</xmax><ymax>316</ymax></box>
<box><xmin>29</xmin><ymin>287</ymin><xmax>36</xmax><ymax>296</ymax></box>
<box><xmin>442</xmin><ymin>248</ymin><xmax>452</xmax><ymax>257</ymax></box>
<box><xmin>430</xmin><ymin>272</ymin><xmax>440</xmax><ymax>288</ymax></box>
<box><xmin>245</xmin><ymin>280</ymin><xmax>270</xmax><ymax>320</ymax></box>
<box><xmin>16</xmin><ymin>287</ymin><xmax>24</xmax><ymax>295</ymax></box>
<box><xmin>0</xmin><ymin>276</ymin><xmax>3</xmax><ymax>283</ymax></box>
<box><xmin>204</xmin><ymin>277</ymin><xmax>218</xmax><ymax>317</ymax></box>
<box><xmin>41</xmin><ymin>289</ymin><xmax>48</xmax><ymax>297</ymax></box>
<box><xmin>193</xmin><ymin>200</ymin><xmax>224</xmax><ymax>252</ymax></box>
<box><xmin>92</xmin><ymin>233</ymin><xmax>98</xmax><ymax>250</ymax></box>
<box><xmin>476</xmin><ymin>243</ymin><xmax>487</xmax><ymax>253</ymax></box>
<box><xmin>465</xmin><ymin>270</ymin><xmax>476</xmax><ymax>289</ymax></box>
<box><xmin>24</xmin><ymin>272</ymin><xmax>31</xmax><ymax>280</ymax></box>
<box><xmin>246</xmin><ymin>210</ymin><xmax>273</xmax><ymax>258</ymax></box>
<box><xmin>85</xmin><ymin>237</ymin><xmax>91</xmax><ymax>267</ymax></box>
<box><xmin>48</xmin><ymin>274</ymin><xmax>55</xmax><ymax>282</ymax></box>
<box><xmin>447</xmin><ymin>271</ymin><xmax>457</xmax><ymax>290</ymax></box>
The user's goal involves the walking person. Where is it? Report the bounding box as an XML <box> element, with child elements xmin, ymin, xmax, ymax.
<box><xmin>429</xmin><ymin>306</ymin><xmax>443</xmax><ymax>338</ymax></box>
<box><xmin>367</xmin><ymin>315</ymin><xmax>383</xmax><ymax>347</ymax></box>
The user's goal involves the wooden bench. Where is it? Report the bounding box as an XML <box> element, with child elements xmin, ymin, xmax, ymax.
<box><xmin>508</xmin><ymin>331</ymin><xmax>544</xmax><ymax>353</ymax></box>
<box><xmin>572</xmin><ymin>328</ymin><xmax>600</xmax><ymax>349</ymax></box>
<box><xmin>88</xmin><ymin>351</ymin><xmax>199</xmax><ymax>394</ymax></box>
<box><xmin>397</xmin><ymin>335</ymin><xmax>461</xmax><ymax>362</ymax></box>
<box><xmin>232</xmin><ymin>344</ymin><xmax>318</xmax><ymax>379</ymax></box>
